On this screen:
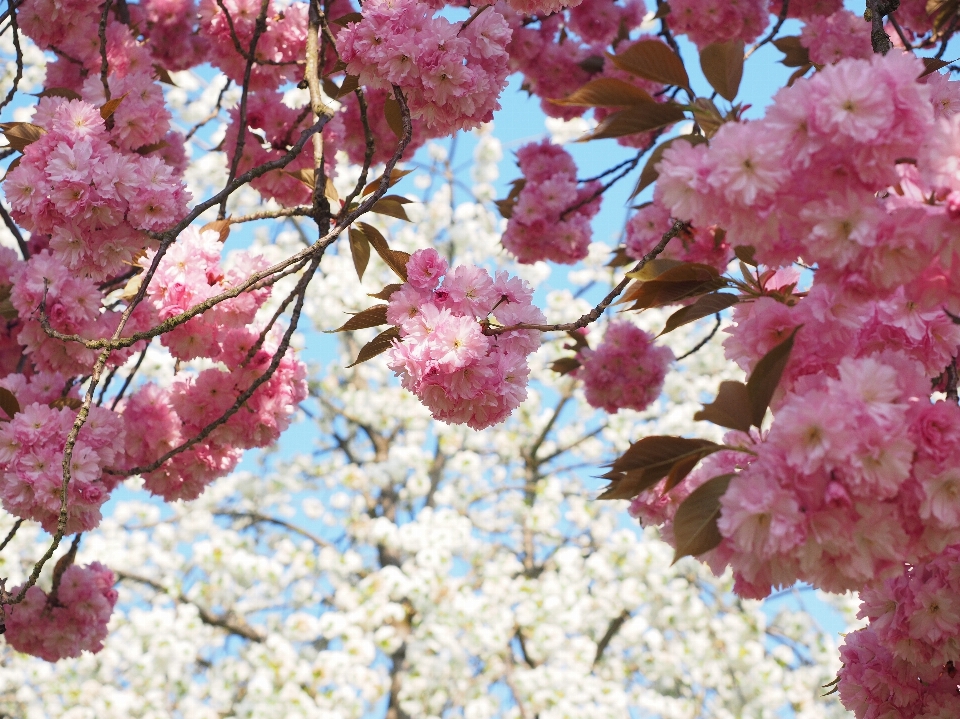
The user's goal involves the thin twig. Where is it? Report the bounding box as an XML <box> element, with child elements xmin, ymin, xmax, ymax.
<box><xmin>0</xmin><ymin>0</ymin><xmax>23</xmax><ymax>114</ymax></box>
<box><xmin>0</xmin><ymin>518</ymin><xmax>21</xmax><ymax>553</ymax></box>
<box><xmin>0</xmin><ymin>202</ymin><xmax>27</xmax><ymax>260</ymax></box>
<box><xmin>676</xmin><ymin>313</ymin><xmax>722</xmax><ymax>360</ymax></box>
<box><xmin>745</xmin><ymin>0</ymin><xmax>789</xmax><ymax>59</ymax></box>
<box><xmin>485</xmin><ymin>220</ymin><xmax>686</xmax><ymax>335</ymax></box>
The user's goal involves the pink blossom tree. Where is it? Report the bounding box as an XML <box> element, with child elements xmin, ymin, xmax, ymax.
<box><xmin>0</xmin><ymin>0</ymin><xmax>955</xmax><ymax>715</ymax></box>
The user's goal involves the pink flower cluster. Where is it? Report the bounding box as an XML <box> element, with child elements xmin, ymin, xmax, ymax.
<box><xmin>656</xmin><ymin>52</ymin><xmax>960</xmax><ymax>298</ymax></box>
<box><xmin>386</xmin><ymin>249</ymin><xmax>545</xmax><ymax>430</ymax></box>
<box><xmin>799</xmin><ymin>10</ymin><xmax>873</xmax><ymax>66</ymax></box>
<box><xmin>502</xmin><ymin>141</ymin><xmax>601</xmax><ymax>265</ymax></box>
<box><xmin>5</xmin><ymin>98</ymin><xmax>189</xmax><ymax>281</ymax></box>
<box><xmin>0</xmin><ymin>397</ymin><xmax>124</xmax><ymax>535</ymax></box>
<box><xmin>667</xmin><ymin>0</ymin><xmax>769</xmax><ymax>48</ymax></box>
<box><xmin>198</xmin><ymin>0</ymin><xmax>307</xmax><ymax>92</ymax></box>
<box><xmin>625</xmin><ymin>202</ymin><xmax>732</xmax><ymax>272</ymax></box>
<box><xmin>5</xmin><ymin>562</ymin><xmax>117</xmax><ymax>662</ymax></box>
<box><xmin>574</xmin><ymin>321</ymin><xmax>673</xmax><ymax>413</ymax></box>
<box><xmin>136</xmin><ymin>227</ymin><xmax>272</xmax><ymax>362</ymax></box>
<box><xmin>337</xmin><ymin>0</ymin><xmax>512</xmax><ymax>136</ymax></box>
<box><xmin>838</xmin><ymin>545</ymin><xmax>960</xmax><ymax>717</ymax></box>
<box><xmin>122</xmin><ymin>229</ymin><xmax>308</xmax><ymax>501</ymax></box>
<box><xmin>838</xmin><ymin>624</ymin><xmax>960</xmax><ymax>719</ymax></box>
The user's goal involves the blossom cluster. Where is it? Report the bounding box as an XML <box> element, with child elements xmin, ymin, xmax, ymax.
<box><xmin>4</xmin><ymin>562</ymin><xmax>117</xmax><ymax>662</ymax></box>
<box><xmin>625</xmin><ymin>202</ymin><xmax>732</xmax><ymax>271</ymax></box>
<box><xmin>838</xmin><ymin>545</ymin><xmax>960</xmax><ymax>718</ymax></box>
<box><xmin>574</xmin><ymin>321</ymin><xmax>673</xmax><ymax>413</ymax></box>
<box><xmin>6</xmin><ymin>99</ymin><xmax>189</xmax><ymax>281</ymax></box>
<box><xmin>386</xmin><ymin>248</ymin><xmax>545</xmax><ymax>430</ymax></box>
<box><xmin>501</xmin><ymin>141</ymin><xmax>601</xmax><ymax>265</ymax></box>
<box><xmin>337</xmin><ymin>0</ymin><xmax>512</xmax><ymax>136</ymax></box>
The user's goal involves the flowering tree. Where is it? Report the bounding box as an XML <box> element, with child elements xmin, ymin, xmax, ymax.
<box><xmin>0</xmin><ymin>0</ymin><xmax>955</xmax><ymax>715</ymax></box>
<box><xmin>0</xmin><ymin>152</ymin><xmax>853</xmax><ymax>716</ymax></box>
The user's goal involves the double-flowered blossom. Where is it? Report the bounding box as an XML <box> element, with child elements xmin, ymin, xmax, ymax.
<box><xmin>574</xmin><ymin>321</ymin><xmax>673</xmax><ymax>413</ymax></box>
<box><xmin>337</xmin><ymin>0</ymin><xmax>512</xmax><ymax>136</ymax></box>
<box><xmin>386</xmin><ymin>248</ymin><xmax>545</xmax><ymax>429</ymax></box>
<box><xmin>799</xmin><ymin>9</ymin><xmax>873</xmax><ymax>65</ymax></box>
<box><xmin>501</xmin><ymin>141</ymin><xmax>601</xmax><ymax>264</ymax></box>
<box><xmin>5</xmin><ymin>98</ymin><xmax>189</xmax><ymax>281</ymax></box>
<box><xmin>667</xmin><ymin>0</ymin><xmax>769</xmax><ymax>48</ymax></box>
<box><xmin>0</xmin><ymin>393</ymin><xmax>124</xmax><ymax>535</ymax></box>
<box><xmin>838</xmin><ymin>546</ymin><xmax>960</xmax><ymax>717</ymax></box>
<box><xmin>4</xmin><ymin>562</ymin><xmax>117</xmax><ymax>662</ymax></box>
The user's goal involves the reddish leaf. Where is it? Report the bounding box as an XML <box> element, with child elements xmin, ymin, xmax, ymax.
<box><xmin>0</xmin><ymin>122</ymin><xmax>45</xmax><ymax>152</ymax></box>
<box><xmin>371</xmin><ymin>198</ymin><xmax>410</xmax><ymax>221</ymax></box>
<box><xmin>693</xmin><ymin>380</ymin><xmax>752</xmax><ymax>432</ymax></box>
<box><xmin>0</xmin><ymin>387</ymin><xmax>20</xmax><ymax>420</ymax></box>
<box><xmin>347</xmin><ymin>326</ymin><xmax>401</xmax><ymax>367</ymax></box>
<box><xmin>734</xmin><ymin>245</ymin><xmax>757</xmax><ymax>267</ymax></box>
<box><xmin>333</xmin><ymin>304</ymin><xmax>389</xmax><ymax>333</ymax></box>
<box><xmin>619</xmin><ymin>262</ymin><xmax>726</xmax><ymax>310</ymax></box>
<box><xmin>287</xmin><ymin>168</ymin><xmax>316</xmax><ymax>189</ymax></box>
<box><xmin>49</xmin><ymin>397</ymin><xmax>82</xmax><ymax>410</ymax></box>
<box><xmin>368</xmin><ymin>283</ymin><xmax>403</xmax><ymax>301</ymax></box>
<box><xmin>599</xmin><ymin>436</ymin><xmax>720</xmax><ymax>500</ymax></box>
<box><xmin>581</xmin><ymin>102</ymin><xmax>686</xmax><ymax>141</ymax></box>
<box><xmin>552</xmin><ymin>78</ymin><xmax>657</xmax><ymax>107</ymax></box>
<box><xmin>336</xmin><ymin>75</ymin><xmax>359</xmax><ymax>99</ymax></box>
<box><xmin>550</xmin><ymin>357</ymin><xmax>582</xmax><ymax>375</ymax></box>
<box><xmin>920</xmin><ymin>57</ymin><xmax>951</xmax><ymax>78</ymax></box>
<box><xmin>606</xmin><ymin>40</ymin><xmax>691</xmax><ymax>90</ymax></box>
<box><xmin>384</xmin><ymin>95</ymin><xmax>403</xmax><ymax>139</ymax></box>
<box><xmin>606</xmin><ymin>246</ymin><xmax>634</xmax><ymax>267</ymax></box>
<box><xmin>200</xmin><ymin>219</ymin><xmax>231</xmax><ymax>243</ymax></box>
<box><xmin>349</xmin><ymin>227</ymin><xmax>371</xmax><ymax>281</ymax></box>
<box><xmin>332</xmin><ymin>11</ymin><xmax>363</xmax><ymax>25</ymax></box>
<box><xmin>153</xmin><ymin>64</ymin><xmax>177</xmax><ymax>86</ymax></box>
<box><xmin>772</xmin><ymin>36</ymin><xmax>810</xmax><ymax>67</ymax></box>
<box><xmin>663</xmin><ymin>452</ymin><xmax>704</xmax><ymax>492</ymax></box>
<box><xmin>34</xmin><ymin>87</ymin><xmax>82</xmax><ymax>100</ymax></box>
<box><xmin>99</xmin><ymin>93</ymin><xmax>128</xmax><ymax>121</ymax></box>
<box><xmin>672</xmin><ymin>474</ymin><xmax>734</xmax><ymax>562</ymax></box>
<box><xmin>660</xmin><ymin>292</ymin><xmax>737</xmax><ymax>335</ymax></box>
<box><xmin>746</xmin><ymin>325</ymin><xmax>801</xmax><ymax>427</ymax></box>
<box><xmin>357</xmin><ymin>222</ymin><xmax>409</xmax><ymax>281</ymax></box>
<box><xmin>362</xmin><ymin>168</ymin><xmax>414</xmax><ymax>197</ymax></box>
<box><xmin>699</xmin><ymin>40</ymin><xmax>745</xmax><ymax>102</ymax></box>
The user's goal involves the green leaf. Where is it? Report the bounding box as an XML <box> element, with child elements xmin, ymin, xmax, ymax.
<box><xmin>332</xmin><ymin>304</ymin><xmax>389</xmax><ymax>333</ymax></box>
<box><xmin>606</xmin><ymin>40</ymin><xmax>690</xmax><ymax>90</ymax></box>
<box><xmin>599</xmin><ymin>436</ymin><xmax>720</xmax><ymax>500</ymax></box>
<box><xmin>699</xmin><ymin>40</ymin><xmax>745</xmax><ymax>102</ymax></box>
<box><xmin>349</xmin><ymin>227</ymin><xmax>371</xmax><ymax>281</ymax></box>
<box><xmin>347</xmin><ymin>326</ymin><xmax>401</xmax><ymax>367</ymax></box>
<box><xmin>745</xmin><ymin>325</ymin><xmax>801</xmax><ymax>427</ymax></box>
<box><xmin>631</xmin><ymin>135</ymin><xmax>707</xmax><ymax>198</ymax></box>
<box><xmin>659</xmin><ymin>292</ymin><xmax>737</xmax><ymax>335</ymax></box>
<box><xmin>552</xmin><ymin>78</ymin><xmax>657</xmax><ymax>107</ymax></box>
<box><xmin>693</xmin><ymin>381</ymin><xmax>752</xmax><ymax>432</ymax></box>
<box><xmin>580</xmin><ymin>102</ymin><xmax>686</xmax><ymax>141</ymax></box>
<box><xmin>0</xmin><ymin>387</ymin><xmax>20</xmax><ymax>420</ymax></box>
<box><xmin>672</xmin><ymin>474</ymin><xmax>734</xmax><ymax>562</ymax></box>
